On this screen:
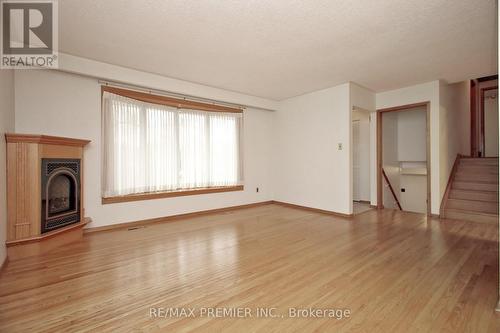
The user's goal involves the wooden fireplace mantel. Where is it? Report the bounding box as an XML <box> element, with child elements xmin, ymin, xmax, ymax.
<box><xmin>5</xmin><ymin>133</ymin><xmax>91</xmax><ymax>260</ymax></box>
<box><xmin>5</xmin><ymin>133</ymin><xmax>91</xmax><ymax>146</ymax></box>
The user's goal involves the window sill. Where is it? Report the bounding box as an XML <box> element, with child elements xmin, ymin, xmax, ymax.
<box><xmin>101</xmin><ymin>185</ymin><xmax>244</xmax><ymax>204</ymax></box>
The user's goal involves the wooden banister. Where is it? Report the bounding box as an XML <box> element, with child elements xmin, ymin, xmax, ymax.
<box><xmin>382</xmin><ymin>168</ymin><xmax>402</xmax><ymax>210</ymax></box>
<box><xmin>439</xmin><ymin>154</ymin><xmax>462</xmax><ymax>216</ymax></box>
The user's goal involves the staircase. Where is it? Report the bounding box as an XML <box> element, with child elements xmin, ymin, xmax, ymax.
<box><xmin>443</xmin><ymin>157</ymin><xmax>499</xmax><ymax>224</ymax></box>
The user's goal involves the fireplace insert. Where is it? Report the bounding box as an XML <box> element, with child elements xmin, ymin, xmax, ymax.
<box><xmin>41</xmin><ymin>159</ymin><xmax>81</xmax><ymax>233</ymax></box>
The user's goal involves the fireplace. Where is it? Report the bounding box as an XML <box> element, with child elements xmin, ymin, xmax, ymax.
<box><xmin>41</xmin><ymin>159</ymin><xmax>81</xmax><ymax>233</ymax></box>
<box><xmin>5</xmin><ymin>134</ymin><xmax>90</xmax><ymax>259</ymax></box>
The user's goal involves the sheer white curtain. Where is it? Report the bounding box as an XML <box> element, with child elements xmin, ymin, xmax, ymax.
<box><xmin>102</xmin><ymin>91</ymin><xmax>243</xmax><ymax>197</ymax></box>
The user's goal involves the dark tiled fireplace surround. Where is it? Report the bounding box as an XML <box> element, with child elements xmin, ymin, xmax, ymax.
<box><xmin>41</xmin><ymin>159</ymin><xmax>81</xmax><ymax>234</ymax></box>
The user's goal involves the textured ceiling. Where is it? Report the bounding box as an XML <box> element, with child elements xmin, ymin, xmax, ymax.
<box><xmin>59</xmin><ymin>0</ymin><xmax>497</xmax><ymax>100</ymax></box>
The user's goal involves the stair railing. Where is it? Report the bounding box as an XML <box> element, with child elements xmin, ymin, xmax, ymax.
<box><xmin>382</xmin><ymin>168</ymin><xmax>402</xmax><ymax>210</ymax></box>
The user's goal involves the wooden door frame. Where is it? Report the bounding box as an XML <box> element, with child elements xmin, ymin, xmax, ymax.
<box><xmin>479</xmin><ymin>86</ymin><xmax>498</xmax><ymax>157</ymax></box>
<box><xmin>376</xmin><ymin>102</ymin><xmax>431</xmax><ymax>216</ymax></box>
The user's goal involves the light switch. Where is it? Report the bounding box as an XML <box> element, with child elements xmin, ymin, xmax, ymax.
<box><xmin>338</xmin><ymin>143</ymin><xmax>343</xmax><ymax>150</ymax></box>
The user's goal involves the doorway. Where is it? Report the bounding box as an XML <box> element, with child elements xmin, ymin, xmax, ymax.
<box><xmin>471</xmin><ymin>75</ymin><xmax>498</xmax><ymax>157</ymax></box>
<box><xmin>482</xmin><ymin>87</ymin><xmax>498</xmax><ymax>157</ymax></box>
<box><xmin>352</xmin><ymin>108</ymin><xmax>372</xmax><ymax>215</ymax></box>
<box><xmin>377</xmin><ymin>103</ymin><xmax>431</xmax><ymax>215</ymax></box>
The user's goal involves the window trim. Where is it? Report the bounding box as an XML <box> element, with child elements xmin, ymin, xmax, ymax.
<box><xmin>101</xmin><ymin>185</ymin><xmax>244</xmax><ymax>204</ymax></box>
<box><xmin>101</xmin><ymin>86</ymin><xmax>244</xmax><ymax>204</ymax></box>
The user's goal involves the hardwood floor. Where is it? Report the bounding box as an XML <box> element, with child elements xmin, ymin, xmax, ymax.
<box><xmin>0</xmin><ymin>204</ymin><xmax>499</xmax><ymax>332</ymax></box>
<box><xmin>353</xmin><ymin>201</ymin><xmax>373</xmax><ymax>215</ymax></box>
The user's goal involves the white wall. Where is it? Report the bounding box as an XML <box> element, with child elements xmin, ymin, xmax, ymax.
<box><xmin>439</xmin><ymin>81</ymin><xmax>471</xmax><ymax>202</ymax></box>
<box><xmin>14</xmin><ymin>70</ymin><xmax>274</xmax><ymax>228</ymax></box>
<box><xmin>456</xmin><ymin>81</ymin><xmax>471</xmax><ymax>156</ymax></box>
<box><xmin>376</xmin><ymin>81</ymin><xmax>440</xmax><ymax>214</ymax></box>
<box><xmin>273</xmin><ymin>83</ymin><xmax>352</xmax><ymax>214</ymax></box>
<box><xmin>352</xmin><ymin>110</ymin><xmax>370</xmax><ymax>202</ymax></box>
<box><xmin>397</xmin><ymin>108</ymin><xmax>427</xmax><ymax>161</ymax></box>
<box><xmin>0</xmin><ymin>70</ymin><xmax>15</xmax><ymax>264</ymax></box>
<box><xmin>400</xmin><ymin>175</ymin><xmax>427</xmax><ymax>213</ymax></box>
<box><xmin>58</xmin><ymin>53</ymin><xmax>279</xmax><ymax>112</ymax></box>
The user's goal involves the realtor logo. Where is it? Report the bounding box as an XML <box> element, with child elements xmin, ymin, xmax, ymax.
<box><xmin>1</xmin><ymin>0</ymin><xmax>58</xmax><ymax>68</ymax></box>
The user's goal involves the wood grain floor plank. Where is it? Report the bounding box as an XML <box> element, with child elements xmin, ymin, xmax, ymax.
<box><xmin>0</xmin><ymin>204</ymin><xmax>498</xmax><ymax>332</ymax></box>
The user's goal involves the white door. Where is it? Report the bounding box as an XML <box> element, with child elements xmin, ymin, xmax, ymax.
<box><xmin>353</xmin><ymin>120</ymin><xmax>360</xmax><ymax>201</ymax></box>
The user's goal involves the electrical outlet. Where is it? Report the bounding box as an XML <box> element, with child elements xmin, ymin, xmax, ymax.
<box><xmin>338</xmin><ymin>143</ymin><xmax>343</xmax><ymax>150</ymax></box>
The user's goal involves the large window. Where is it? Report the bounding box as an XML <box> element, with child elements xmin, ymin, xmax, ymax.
<box><xmin>102</xmin><ymin>88</ymin><xmax>243</xmax><ymax>202</ymax></box>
